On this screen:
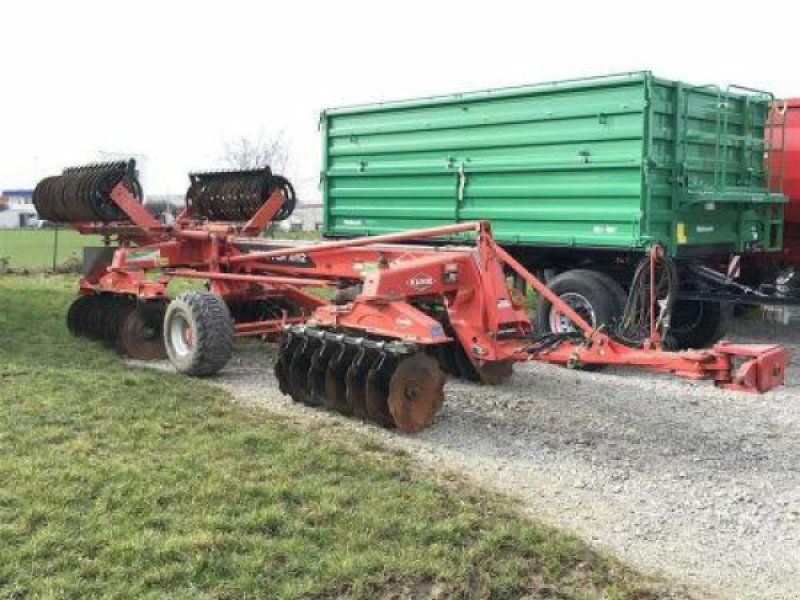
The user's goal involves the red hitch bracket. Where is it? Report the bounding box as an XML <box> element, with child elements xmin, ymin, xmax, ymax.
<box><xmin>713</xmin><ymin>342</ymin><xmax>789</xmax><ymax>393</ymax></box>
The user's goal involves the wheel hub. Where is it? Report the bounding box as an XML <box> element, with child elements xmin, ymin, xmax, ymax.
<box><xmin>549</xmin><ymin>292</ymin><xmax>596</xmax><ymax>333</ymax></box>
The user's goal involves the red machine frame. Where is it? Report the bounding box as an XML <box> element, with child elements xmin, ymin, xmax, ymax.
<box><xmin>70</xmin><ymin>181</ymin><xmax>788</xmax><ymax>395</ymax></box>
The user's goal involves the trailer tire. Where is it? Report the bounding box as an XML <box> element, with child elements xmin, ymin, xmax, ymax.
<box><xmin>164</xmin><ymin>291</ymin><xmax>234</xmax><ymax>376</ymax></box>
<box><xmin>582</xmin><ymin>270</ymin><xmax>628</xmax><ymax>311</ymax></box>
<box><xmin>666</xmin><ymin>300</ymin><xmax>727</xmax><ymax>350</ymax></box>
<box><xmin>535</xmin><ymin>269</ymin><xmax>626</xmax><ymax>335</ymax></box>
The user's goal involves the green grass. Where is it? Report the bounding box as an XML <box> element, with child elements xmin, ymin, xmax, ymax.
<box><xmin>0</xmin><ymin>275</ymin><xmax>683</xmax><ymax>600</ymax></box>
<box><xmin>0</xmin><ymin>229</ymin><xmax>102</xmax><ymax>269</ymax></box>
<box><xmin>0</xmin><ymin>228</ymin><xmax>321</xmax><ymax>272</ymax></box>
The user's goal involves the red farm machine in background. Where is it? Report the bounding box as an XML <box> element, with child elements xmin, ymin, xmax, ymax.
<box><xmin>769</xmin><ymin>100</ymin><xmax>800</xmax><ymax>270</ymax></box>
<box><xmin>32</xmin><ymin>161</ymin><xmax>788</xmax><ymax>433</ymax></box>
<box><xmin>729</xmin><ymin>99</ymin><xmax>800</xmax><ymax>299</ymax></box>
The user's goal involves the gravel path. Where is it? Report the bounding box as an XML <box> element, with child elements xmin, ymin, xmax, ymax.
<box><xmin>144</xmin><ymin>319</ymin><xmax>800</xmax><ymax>600</ymax></box>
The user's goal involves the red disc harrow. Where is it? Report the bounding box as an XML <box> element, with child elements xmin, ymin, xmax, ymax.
<box><xmin>35</xmin><ymin>160</ymin><xmax>789</xmax><ymax>433</ymax></box>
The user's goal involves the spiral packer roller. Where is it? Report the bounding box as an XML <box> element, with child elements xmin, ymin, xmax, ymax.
<box><xmin>33</xmin><ymin>160</ymin><xmax>142</xmax><ymax>223</ymax></box>
<box><xmin>185</xmin><ymin>167</ymin><xmax>296</xmax><ymax>222</ymax></box>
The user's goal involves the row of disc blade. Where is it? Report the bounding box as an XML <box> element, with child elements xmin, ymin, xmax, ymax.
<box><xmin>33</xmin><ymin>161</ymin><xmax>142</xmax><ymax>222</ymax></box>
<box><xmin>274</xmin><ymin>326</ymin><xmax>446</xmax><ymax>433</ymax></box>
<box><xmin>66</xmin><ymin>293</ymin><xmax>167</xmax><ymax>360</ymax></box>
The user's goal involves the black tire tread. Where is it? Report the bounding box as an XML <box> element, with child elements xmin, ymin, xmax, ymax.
<box><xmin>165</xmin><ymin>291</ymin><xmax>234</xmax><ymax>376</ymax></box>
<box><xmin>534</xmin><ymin>269</ymin><xmax>624</xmax><ymax>334</ymax></box>
<box><xmin>667</xmin><ymin>300</ymin><xmax>728</xmax><ymax>350</ymax></box>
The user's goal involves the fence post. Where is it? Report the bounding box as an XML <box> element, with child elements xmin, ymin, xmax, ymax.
<box><xmin>52</xmin><ymin>225</ymin><xmax>59</xmax><ymax>270</ymax></box>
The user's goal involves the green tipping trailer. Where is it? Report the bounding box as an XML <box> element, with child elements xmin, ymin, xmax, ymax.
<box><xmin>322</xmin><ymin>71</ymin><xmax>784</xmax><ymax>257</ymax></box>
<box><xmin>320</xmin><ymin>72</ymin><xmax>788</xmax><ymax>348</ymax></box>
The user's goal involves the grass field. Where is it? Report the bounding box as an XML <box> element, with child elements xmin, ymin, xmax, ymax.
<box><xmin>0</xmin><ymin>274</ymin><xmax>682</xmax><ymax>599</ymax></box>
<box><xmin>0</xmin><ymin>228</ymin><xmax>102</xmax><ymax>269</ymax></box>
<box><xmin>0</xmin><ymin>228</ymin><xmax>321</xmax><ymax>271</ymax></box>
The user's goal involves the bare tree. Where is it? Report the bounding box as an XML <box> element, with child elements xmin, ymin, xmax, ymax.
<box><xmin>221</xmin><ymin>132</ymin><xmax>290</xmax><ymax>173</ymax></box>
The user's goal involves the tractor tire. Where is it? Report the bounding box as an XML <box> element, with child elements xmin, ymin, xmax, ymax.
<box><xmin>666</xmin><ymin>299</ymin><xmax>728</xmax><ymax>350</ymax></box>
<box><xmin>535</xmin><ymin>269</ymin><xmax>626</xmax><ymax>335</ymax></box>
<box><xmin>164</xmin><ymin>291</ymin><xmax>234</xmax><ymax>376</ymax></box>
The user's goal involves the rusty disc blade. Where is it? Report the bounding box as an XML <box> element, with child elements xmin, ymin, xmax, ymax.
<box><xmin>345</xmin><ymin>348</ymin><xmax>372</xmax><ymax>420</ymax></box>
<box><xmin>475</xmin><ymin>360</ymin><xmax>514</xmax><ymax>385</ymax></box>
<box><xmin>365</xmin><ymin>354</ymin><xmax>396</xmax><ymax>428</ymax></box>
<box><xmin>324</xmin><ymin>343</ymin><xmax>354</xmax><ymax>413</ymax></box>
<box><xmin>388</xmin><ymin>353</ymin><xmax>447</xmax><ymax>434</ymax></box>
<box><xmin>119</xmin><ymin>303</ymin><xmax>167</xmax><ymax>360</ymax></box>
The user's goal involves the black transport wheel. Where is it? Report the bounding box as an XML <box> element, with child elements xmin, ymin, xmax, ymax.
<box><xmin>666</xmin><ymin>300</ymin><xmax>727</xmax><ymax>350</ymax></box>
<box><xmin>164</xmin><ymin>292</ymin><xmax>234</xmax><ymax>376</ymax></box>
<box><xmin>535</xmin><ymin>269</ymin><xmax>626</xmax><ymax>335</ymax></box>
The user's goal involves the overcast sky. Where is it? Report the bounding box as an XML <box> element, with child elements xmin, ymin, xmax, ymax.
<box><xmin>2</xmin><ymin>0</ymin><xmax>799</xmax><ymax>202</ymax></box>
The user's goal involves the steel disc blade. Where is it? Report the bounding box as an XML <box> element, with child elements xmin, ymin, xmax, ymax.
<box><xmin>275</xmin><ymin>332</ymin><xmax>301</xmax><ymax>397</ymax></box>
<box><xmin>475</xmin><ymin>360</ymin><xmax>514</xmax><ymax>385</ymax></box>
<box><xmin>81</xmin><ymin>295</ymin><xmax>101</xmax><ymax>339</ymax></box>
<box><xmin>345</xmin><ymin>348</ymin><xmax>373</xmax><ymax>420</ymax></box>
<box><xmin>104</xmin><ymin>298</ymin><xmax>135</xmax><ymax>350</ymax></box>
<box><xmin>388</xmin><ymin>353</ymin><xmax>447</xmax><ymax>433</ymax></box>
<box><xmin>75</xmin><ymin>295</ymin><xmax>99</xmax><ymax>338</ymax></box>
<box><xmin>324</xmin><ymin>343</ymin><xmax>354</xmax><ymax>413</ymax></box>
<box><xmin>288</xmin><ymin>337</ymin><xmax>318</xmax><ymax>405</ymax></box>
<box><xmin>431</xmin><ymin>344</ymin><xmax>460</xmax><ymax>377</ymax></box>
<box><xmin>365</xmin><ymin>354</ymin><xmax>396</xmax><ymax>428</ymax></box>
<box><xmin>308</xmin><ymin>341</ymin><xmax>334</xmax><ymax>406</ymax></box>
<box><xmin>453</xmin><ymin>343</ymin><xmax>481</xmax><ymax>382</ymax></box>
<box><xmin>66</xmin><ymin>295</ymin><xmax>93</xmax><ymax>337</ymax></box>
<box><xmin>119</xmin><ymin>303</ymin><xmax>167</xmax><ymax>360</ymax></box>
<box><xmin>101</xmin><ymin>298</ymin><xmax>125</xmax><ymax>347</ymax></box>
<box><xmin>85</xmin><ymin>295</ymin><xmax>112</xmax><ymax>340</ymax></box>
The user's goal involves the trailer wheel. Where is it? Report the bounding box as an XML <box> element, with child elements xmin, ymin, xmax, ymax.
<box><xmin>535</xmin><ymin>269</ymin><xmax>626</xmax><ymax>335</ymax></box>
<box><xmin>667</xmin><ymin>300</ymin><xmax>727</xmax><ymax>350</ymax></box>
<box><xmin>164</xmin><ymin>291</ymin><xmax>234</xmax><ymax>376</ymax></box>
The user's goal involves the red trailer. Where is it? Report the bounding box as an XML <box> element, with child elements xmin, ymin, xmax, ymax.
<box><xmin>771</xmin><ymin>99</ymin><xmax>800</xmax><ymax>267</ymax></box>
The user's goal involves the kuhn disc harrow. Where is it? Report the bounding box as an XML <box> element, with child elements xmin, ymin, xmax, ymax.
<box><xmin>33</xmin><ymin>161</ymin><xmax>142</xmax><ymax>222</ymax></box>
<box><xmin>36</xmin><ymin>152</ymin><xmax>784</xmax><ymax>438</ymax></box>
<box><xmin>275</xmin><ymin>326</ymin><xmax>446</xmax><ymax>433</ymax></box>
<box><xmin>186</xmin><ymin>168</ymin><xmax>296</xmax><ymax>222</ymax></box>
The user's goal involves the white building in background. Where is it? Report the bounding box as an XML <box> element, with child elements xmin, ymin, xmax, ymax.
<box><xmin>0</xmin><ymin>189</ymin><xmax>38</xmax><ymax>227</ymax></box>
